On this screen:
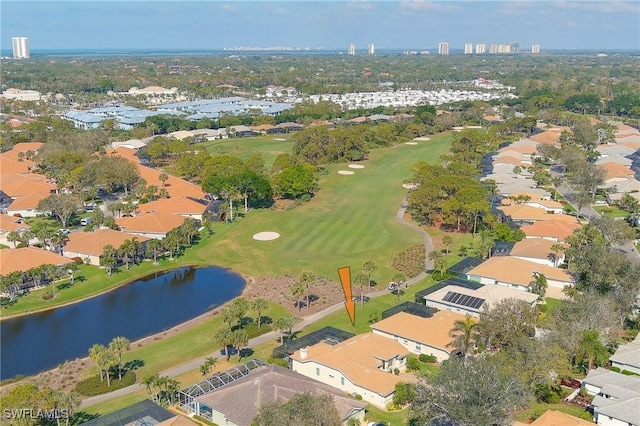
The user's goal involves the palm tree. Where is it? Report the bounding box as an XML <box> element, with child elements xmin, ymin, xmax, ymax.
<box><xmin>180</xmin><ymin>218</ymin><xmax>199</xmax><ymax>246</ymax></box>
<box><xmin>290</xmin><ymin>280</ymin><xmax>305</xmax><ymax>312</ymax></box>
<box><xmin>213</xmin><ymin>328</ymin><xmax>234</xmax><ymax>361</ymax></box>
<box><xmin>442</xmin><ymin>235</ymin><xmax>453</xmax><ymax>254</ymax></box>
<box><xmin>551</xmin><ymin>176</ymin><xmax>564</xmax><ymax>201</ymax></box>
<box><xmin>353</xmin><ymin>272</ymin><xmax>369</xmax><ymax>307</ymax></box>
<box><xmin>142</xmin><ymin>373</ymin><xmax>159</xmax><ymax>396</ymax></box>
<box><xmin>529</xmin><ymin>272</ymin><xmax>548</xmax><ymax>298</ymax></box>
<box><xmin>232</xmin><ymin>329</ymin><xmax>249</xmax><ymax>360</ymax></box>
<box><xmin>447</xmin><ymin>314</ymin><xmax>479</xmax><ymax>358</ymax></box>
<box><xmin>219</xmin><ymin>183</ymin><xmax>241</xmax><ymax>222</ymax></box>
<box><xmin>146</xmin><ymin>238</ymin><xmax>163</xmax><ymax>264</ymax></box>
<box><xmin>109</xmin><ymin>336</ymin><xmax>130</xmax><ymax>381</ymax></box>
<box><xmin>7</xmin><ymin>231</ymin><xmax>21</xmax><ymax>248</ymax></box>
<box><xmin>297</xmin><ymin>271</ymin><xmax>316</xmax><ymax>309</ymax></box>
<box><xmin>199</xmin><ymin>356</ymin><xmax>218</xmax><ymax>376</ymax></box>
<box><xmin>428</xmin><ymin>250</ymin><xmax>443</xmax><ymax>272</ymax></box>
<box><xmin>158</xmin><ymin>173</ymin><xmax>169</xmax><ymax>187</ymax></box>
<box><xmin>118</xmin><ymin>239</ymin><xmax>136</xmax><ymax>269</ymax></box>
<box><xmin>362</xmin><ymin>260</ymin><xmax>377</xmax><ymax>291</ymax></box>
<box><xmin>252</xmin><ymin>298</ymin><xmax>269</xmax><ymax>328</ymax></box>
<box><xmin>392</xmin><ymin>273</ymin><xmax>407</xmax><ymax>300</ymax></box>
<box><xmin>101</xmin><ymin>244</ymin><xmax>118</xmax><ymax>275</ymax></box>
<box><xmin>576</xmin><ymin>330</ymin><xmax>609</xmax><ymax>372</ymax></box>
<box><xmin>550</xmin><ymin>243</ymin><xmax>565</xmax><ymax>267</ymax></box>
<box><xmin>274</xmin><ymin>316</ymin><xmax>292</xmax><ymax>343</ymax></box>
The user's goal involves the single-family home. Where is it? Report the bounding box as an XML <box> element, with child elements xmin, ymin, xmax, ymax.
<box><xmin>424</xmin><ymin>283</ymin><xmax>538</xmax><ymax>317</ymax></box>
<box><xmin>62</xmin><ymin>229</ymin><xmax>150</xmax><ymax>266</ymax></box>
<box><xmin>609</xmin><ymin>333</ymin><xmax>640</xmax><ymax>375</ymax></box>
<box><xmin>599</xmin><ymin>163</ymin><xmax>636</xmax><ymax>188</ymax></box>
<box><xmin>510</xmin><ymin>238</ymin><xmax>567</xmax><ymax>267</ymax></box>
<box><xmin>526</xmin><ymin>129</ymin><xmax>564</xmax><ymax>147</ymax></box>
<box><xmin>370</xmin><ymin>311</ymin><xmax>470</xmax><ymax>361</ymax></box>
<box><xmin>465</xmin><ymin>256</ymin><xmax>574</xmax><ymax>291</ymax></box>
<box><xmin>116</xmin><ymin>212</ymin><xmax>186</xmax><ymax>240</ymax></box>
<box><xmin>0</xmin><ymin>214</ymin><xmax>31</xmax><ymax>247</ymax></box>
<box><xmin>274</xmin><ymin>122</ymin><xmax>304</xmax><ymax>133</ymax></box>
<box><xmin>137</xmin><ymin>197</ymin><xmax>208</xmax><ymax>221</ymax></box>
<box><xmin>229</xmin><ymin>125</ymin><xmax>256</xmax><ymax>138</ymax></box>
<box><xmin>498</xmin><ymin>204</ymin><xmax>575</xmax><ymax>225</ymax></box>
<box><xmin>290</xmin><ymin>332</ymin><xmax>415</xmax><ymax>409</ymax></box>
<box><xmin>582</xmin><ymin>367</ymin><xmax>640</xmax><ymax>426</ymax></box>
<box><xmin>520</xmin><ymin>219</ymin><xmax>582</xmax><ymax>242</ymax></box>
<box><xmin>0</xmin><ymin>246</ymin><xmax>74</xmax><ymax>276</ymax></box>
<box><xmin>189</xmin><ymin>363</ymin><xmax>366</xmax><ymax>426</ymax></box>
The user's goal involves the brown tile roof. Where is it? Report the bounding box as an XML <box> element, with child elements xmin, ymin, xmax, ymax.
<box><xmin>64</xmin><ymin>229</ymin><xmax>149</xmax><ymax>257</ymax></box>
<box><xmin>116</xmin><ymin>212</ymin><xmax>186</xmax><ymax>235</ymax></box>
<box><xmin>0</xmin><ymin>158</ymin><xmax>33</xmax><ymax>174</ymax></box>
<box><xmin>156</xmin><ymin>416</ymin><xmax>198</xmax><ymax>426</ymax></box>
<box><xmin>499</xmin><ymin>144</ymin><xmax>538</xmax><ymax>154</ymax></box>
<box><xmin>137</xmin><ymin>197</ymin><xmax>207</xmax><ymax>216</ymax></box>
<box><xmin>510</xmin><ymin>238</ymin><xmax>567</xmax><ymax>260</ymax></box>
<box><xmin>527</xmin><ymin>199</ymin><xmax>565</xmax><ymax>210</ymax></box>
<box><xmin>528</xmin><ymin>130</ymin><xmax>564</xmax><ymax>146</ymax></box>
<box><xmin>108</xmin><ymin>148</ymin><xmax>205</xmax><ymax>200</ymax></box>
<box><xmin>0</xmin><ymin>247</ymin><xmax>73</xmax><ymax>275</ymax></box>
<box><xmin>7</xmin><ymin>191</ymin><xmax>51</xmax><ymax>211</ymax></box>
<box><xmin>504</xmin><ymin>190</ymin><xmax>549</xmax><ymax>202</ymax></box>
<box><xmin>291</xmin><ymin>333</ymin><xmax>413</xmax><ymax>396</ymax></box>
<box><xmin>528</xmin><ymin>410</ymin><xmax>593</xmax><ymax>426</ymax></box>
<box><xmin>370</xmin><ymin>311</ymin><xmax>469</xmax><ymax>351</ymax></box>
<box><xmin>621</xmin><ymin>140</ymin><xmax>640</xmax><ymax>149</ymax></box>
<box><xmin>600</xmin><ymin>162</ymin><xmax>634</xmax><ymax>180</ymax></box>
<box><xmin>0</xmin><ymin>214</ymin><xmax>31</xmax><ymax>233</ymax></box>
<box><xmin>0</xmin><ymin>173</ymin><xmax>56</xmax><ymax>197</ymax></box>
<box><xmin>520</xmin><ymin>220</ymin><xmax>582</xmax><ymax>241</ymax></box>
<box><xmin>250</xmin><ymin>124</ymin><xmax>276</xmax><ymax>131</ymax></box>
<box><xmin>466</xmin><ymin>256</ymin><xmax>574</xmax><ymax>287</ymax></box>
<box><xmin>11</xmin><ymin>142</ymin><xmax>45</xmax><ymax>152</ymax></box>
<box><xmin>498</xmin><ymin>205</ymin><xmax>576</xmax><ymax>222</ymax></box>
<box><xmin>195</xmin><ymin>364</ymin><xmax>366</xmax><ymax>426</ymax></box>
<box><xmin>493</xmin><ymin>155</ymin><xmax>524</xmax><ymax>166</ymax></box>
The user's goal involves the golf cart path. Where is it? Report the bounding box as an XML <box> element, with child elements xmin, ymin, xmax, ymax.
<box><xmin>81</xmin><ymin>199</ymin><xmax>433</xmax><ymax>408</ymax></box>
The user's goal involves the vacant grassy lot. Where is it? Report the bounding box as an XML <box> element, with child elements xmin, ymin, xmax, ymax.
<box><xmin>200</xmin><ymin>136</ymin><xmax>294</xmax><ymax>169</ymax></box>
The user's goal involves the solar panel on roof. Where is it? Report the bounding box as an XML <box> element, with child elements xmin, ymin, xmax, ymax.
<box><xmin>442</xmin><ymin>291</ymin><xmax>485</xmax><ymax>309</ymax></box>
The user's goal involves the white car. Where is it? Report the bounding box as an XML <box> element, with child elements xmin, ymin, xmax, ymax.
<box><xmin>59</xmin><ymin>228</ymin><xmax>70</xmax><ymax>235</ymax></box>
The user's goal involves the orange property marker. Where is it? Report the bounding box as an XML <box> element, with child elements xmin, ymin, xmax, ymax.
<box><xmin>337</xmin><ymin>266</ymin><xmax>356</xmax><ymax>325</ymax></box>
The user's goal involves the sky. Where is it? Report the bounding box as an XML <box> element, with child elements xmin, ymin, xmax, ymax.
<box><xmin>1</xmin><ymin>0</ymin><xmax>639</xmax><ymax>52</ymax></box>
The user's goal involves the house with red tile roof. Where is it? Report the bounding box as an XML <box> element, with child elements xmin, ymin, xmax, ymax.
<box><xmin>62</xmin><ymin>229</ymin><xmax>150</xmax><ymax>266</ymax></box>
<box><xmin>465</xmin><ymin>256</ymin><xmax>574</xmax><ymax>291</ymax></box>
<box><xmin>520</xmin><ymin>219</ymin><xmax>582</xmax><ymax>242</ymax></box>
<box><xmin>290</xmin><ymin>332</ymin><xmax>415</xmax><ymax>409</ymax></box>
<box><xmin>0</xmin><ymin>246</ymin><xmax>73</xmax><ymax>276</ymax></box>
<box><xmin>510</xmin><ymin>238</ymin><xmax>567</xmax><ymax>267</ymax></box>
<box><xmin>116</xmin><ymin>212</ymin><xmax>186</xmax><ymax>239</ymax></box>
<box><xmin>370</xmin><ymin>311</ymin><xmax>469</xmax><ymax>361</ymax></box>
<box><xmin>137</xmin><ymin>197</ymin><xmax>208</xmax><ymax>220</ymax></box>
<box><xmin>498</xmin><ymin>204</ymin><xmax>576</xmax><ymax>225</ymax></box>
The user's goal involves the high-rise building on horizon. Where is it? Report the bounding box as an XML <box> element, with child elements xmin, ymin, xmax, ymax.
<box><xmin>348</xmin><ymin>43</ymin><xmax>356</xmax><ymax>55</ymax></box>
<box><xmin>475</xmin><ymin>44</ymin><xmax>486</xmax><ymax>54</ymax></box>
<box><xmin>531</xmin><ymin>44</ymin><xmax>540</xmax><ymax>54</ymax></box>
<box><xmin>12</xmin><ymin>37</ymin><xmax>29</xmax><ymax>59</ymax></box>
<box><xmin>510</xmin><ymin>42</ymin><xmax>520</xmax><ymax>54</ymax></box>
<box><xmin>464</xmin><ymin>43</ymin><xmax>473</xmax><ymax>54</ymax></box>
<box><xmin>368</xmin><ymin>44</ymin><xmax>375</xmax><ymax>55</ymax></box>
<box><xmin>438</xmin><ymin>42</ymin><xmax>450</xmax><ymax>55</ymax></box>
<box><xmin>489</xmin><ymin>43</ymin><xmax>498</xmax><ymax>54</ymax></box>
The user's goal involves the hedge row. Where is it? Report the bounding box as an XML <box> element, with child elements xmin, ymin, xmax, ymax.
<box><xmin>76</xmin><ymin>371</ymin><xmax>136</xmax><ymax>396</ymax></box>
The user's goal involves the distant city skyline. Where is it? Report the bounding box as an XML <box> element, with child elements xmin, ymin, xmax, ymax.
<box><xmin>1</xmin><ymin>1</ymin><xmax>639</xmax><ymax>52</ymax></box>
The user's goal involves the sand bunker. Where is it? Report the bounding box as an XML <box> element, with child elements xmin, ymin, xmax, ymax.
<box><xmin>253</xmin><ymin>231</ymin><xmax>280</xmax><ymax>241</ymax></box>
<box><xmin>405</xmin><ymin>142</ymin><xmax>418</xmax><ymax>145</ymax></box>
<box><xmin>402</xmin><ymin>183</ymin><xmax>420</xmax><ymax>190</ymax></box>
<box><xmin>338</xmin><ymin>170</ymin><xmax>355</xmax><ymax>175</ymax></box>
<box><xmin>413</xmin><ymin>136</ymin><xmax>431</xmax><ymax>141</ymax></box>
<box><xmin>273</xmin><ymin>138</ymin><xmax>286</xmax><ymax>141</ymax></box>
<box><xmin>348</xmin><ymin>164</ymin><xmax>365</xmax><ymax>169</ymax></box>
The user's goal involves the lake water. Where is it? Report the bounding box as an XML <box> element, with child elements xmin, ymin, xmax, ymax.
<box><xmin>0</xmin><ymin>266</ymin><xmax>245</xmax><ymax>380</ymax></box>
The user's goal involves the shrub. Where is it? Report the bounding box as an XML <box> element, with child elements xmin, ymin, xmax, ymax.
<box><xmin>610</xmin><ymin>366</ymin><xmax>621</xmax><ymax>372</ymax></box>
<box><xmin>419</xmin><ymin>354</ymin><xmax>437</xmax><ymax>363</ymax></box>
<box><xmin>621</xmin><ymin>369</ymin><xmax>640</xmax><ymax>376</ymax></box>
<box><xmin>406</xmin><ymin>357</ymin><xmax>421</xmax><ymax>372</ymax></box>
<box><xmin>72</xmin><ymin>257</ymin><xmax>83</xmax><ymax>264</ymax></box>
<box><xmin>535</xmin><ymin>383</ymin><xmax>562</xmax><ymax>403</ymax></box>
<box><xmin>242</xmin><ymin>322</ymin><xmax>273</xmax><ymax>339</ymax></box>
<box><xmin>266</xmin><ymin>357</ymin><xmax>288</xmax><ymax>368</ymax></box>
<box><xmin>41</xmin><ymin>290</ymin><xmax>54</xmax><ymax>300</ymax></box>
<box><xmin>393</xmin><ymin>368</ymin><xmax>400</xmax><ymax>375</ymax></box>
<box><xmin>392</xmin><ymin>245</ymin><xmax>426</xmax><ymax>278</ymax></box>
<box><xmin>76</xmin><ymin>370</ymin><xmax>136</xmax><ymax>396</ymax></box>
<box><xmin>353</xmin><ymin>393</ymin><xmax>363</xmax><ymax>400</ymax></box>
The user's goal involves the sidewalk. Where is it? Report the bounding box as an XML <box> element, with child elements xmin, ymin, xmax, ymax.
<box><xmin>81</xmin><ymin>200</ymin><xmax>434</xmax><ymax>408</ymax></box>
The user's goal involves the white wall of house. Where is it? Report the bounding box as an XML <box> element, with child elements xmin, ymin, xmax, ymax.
<box><xmin>511</xmin><ymin>255</ymin><xmax>557</xmax><ymax>268</ymax></box>
<box><xmin>290</xmin><ymin>360</ymin><xmax>393</xmax><ymax>409</ymax></box>
<box><xmin>119</xmin><ymin>230</ymin><xmax>166</xmax><ymax>240</ymax></box>
<box><xmin>595</xmin><ymin>412</ymin><xmax>632</xmax><ymax>426</ymax></box>
<box><xmin>371</xmin><ymin>329</ymin><xmax>451</xmax><ymax>362</ymax></box>
<box><xmin>525</xmin><ymin>202</ymin><xmax>564</xmax><ymax>214</ymax></box>
<box><xmin>424</xmin><ymin>300</ymin><xmax>481</xmax><ymax>318</ymax></box>
<box><xmin>466</xmin><ymin>274</ymin><xmax>570</xmax><ymax>291</ymax></box>
<box><xmin>610</xmin><ymin>361</ymin><xmax>640</xmax><ymax>375</ymax></box>
<box><xmin>4</xmin><ymin>208</ymin><xmax>39</xmax><ymax>218</ymax></box>
<box><xmin>62</xmin><ymin>250</ymin><xmax>99</xmax><ymax>266</ymax></box>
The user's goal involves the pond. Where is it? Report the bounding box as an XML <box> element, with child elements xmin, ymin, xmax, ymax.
<box><xmin>0</xmin><ymin>266</ymin><xmax>245</xmax><ymax>380</ymax></box>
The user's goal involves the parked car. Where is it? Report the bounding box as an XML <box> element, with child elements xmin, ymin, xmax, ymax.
<box><xmin>80</xmin><ymin>217</ymin><xmax>93</xmax><ymax>226</ymax></box>
<box><xmin>387</xmin><ymin>282</ymin><xmax>398</xmax><ymax>290</ymax></box>
<box><xmin>560</xmin><ymin>378</ymin><xmax>581</xmax><ymax>389</ymax></box>
<box><xmin>353</xmin><ymin>296</ymin><xmax>370</xmax><ymax>303</ymax></box>
<box><xmin>59</xmin><ymin>228</ymin><xmax>70</xmax><ymax>235</ymax></box>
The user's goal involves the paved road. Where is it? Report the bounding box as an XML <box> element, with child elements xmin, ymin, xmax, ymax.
<box><xmin>81</xmin><ymin>199</ymin><xmax>433</xmax><ymax>408</ymax></box>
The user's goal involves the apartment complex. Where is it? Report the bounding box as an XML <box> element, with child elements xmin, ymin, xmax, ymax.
<box><xmin>438</xmin><ymin>42</ymin><xmax>450</xmax><ymax>55</ymax></box>
<box><xmin>368</xmin><ymin>44</ymin><xmax>375</xmax><ymax>55</ymax></box>
<box><xmin>12</xmin><ymin>37</ymin><xmax>29</xmax><ymax>59</ymax></box>
<box><xmin>464</xmin><ymin>43</ymin><xmax>473</xmax><ymax>54</ymax></box>
<box><xmin>532</xmin><ymin>44</ymin><xmax>541</xmax><ymax>54</ymax></box>
<box><xmin>348</xmin><ymin>43</ymin><xmax>356</xmax><ymax>55</ymax></box>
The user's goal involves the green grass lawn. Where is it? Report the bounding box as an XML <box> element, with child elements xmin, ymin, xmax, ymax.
<box><xmin>515</xmin><ymin>402</ymin><xmax>592</xmax><ymax>423</ymax></box>
<box><xmin>365</xmin><ymin>404</ymin><xmax>410</xmax><ymax>425</ymax></box>
<box><xmin>200</xmin><ymin>136</ymin><xmax>295</xmax><ymax>170</ymax></box>
<box><xmin>191</xmin><ymin>134</ymin><xmax>453</xmax><ymax>281</ymax></box>
<box><xmin>594</xmin><ymin>205</ymin><xmax>630</xmax><ymax>218</ymax></box>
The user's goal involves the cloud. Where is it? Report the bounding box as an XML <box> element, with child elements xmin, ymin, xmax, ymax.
<box><xmin>399</xmin><ymin>0</ymin><xmax>460</xmax><ymax>12</ymax></box>
<box><xmin>346</xmin><ymin>0</ymin><xmax>375</xmax><ymax>10</ymax></box>
<box><xmin>220</xmin><ymin>3</ymin><xmax>238</xmax><ymax>13</ymax></box>
<box><xmin>552</xmin><ymin>0</ymin><xmax>639</xmax><ymax>14</ymax></box>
